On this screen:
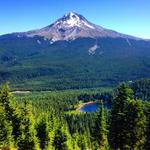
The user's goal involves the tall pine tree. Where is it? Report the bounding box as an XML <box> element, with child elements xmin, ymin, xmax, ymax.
<box><xmin>144</xmin><ymin>102</ymin><xmax>150</xmax><ymax>150</ymax></box>
<box><xmin>36</xmin><ymin>115</ymin><xmax>50</xmax><ymax>150</ymax></box>
<box><xmin>109</xmin><ymin>84</ymin><xmax>146</xmax><ymax>149</ymax></box>
<box><xmin>124</xmin><ymin>100</ymin><xmax>146</xmax><ymax>149</ymax></box>
<box><xmin>109</xmin><ymin>84</ymin><xmax>133</xmax><ymax>149</ymax></box>
<box><xmin>93</xmin><ymin>103</ymin><xmax>108</xmax><ymax>150</ymax></box>
<box><xmin>18</xmin><ymin>102</ymin><xmax>40</xmax><ymax>150</ymax></box>
<box><xmin>0</xmin><ymin>105</ymin><xmax>14</xmax><ymax>149</ymax></box>
<box><xmin>0</xmin><ymin>84</ymin><xmax>22</xmax><ymax>147</ymax></box>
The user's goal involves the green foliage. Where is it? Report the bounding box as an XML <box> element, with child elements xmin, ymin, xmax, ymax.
<box><xmin>124</xmin><ymin>100</ymin><xmax>146</xmax><ymax>149</ymax></box>
<box><xmin>0</xmin><ymin>84</ymin><xmax>40</xmax><ymax>150</ymax></box>
<box><xmin>0</xmin><ymin>105</ymin><xmax>14</xmax><ymax>149</ymax></box>
<box><xmin>0</xmin><ymin>82</ymin><xmax>150</xmax><ymax>150</ymax></box>
<box><xmin>144</xmin><ymin>102</ymin><xmax>150</xmax><ymax>149</ymax></box>
<box><xmin>0</xmin><ymin>84</ymin><xmax>22</xmax><ymax>147</ymax></box>
<box><xmin>17</xmin><ymin>103</ymin><xmax>40</xmax><ymax>150</ymax></box>
<box><xmin>53</xmin><ymin>127</ymin><xmax>67</xmax><ymax>150</ymax></box>
<box><xmin>109</xmin><ymin>84</ymin><xmax>133</xmax><ymax>149</ymax></box>
<box><xmin>93</xmin><ymin>103</ymin><xmax>108</xmax><ymax>149</ymax></box>
<box><xmin>36</xmin><ymin>115</ymin><xmax>50</xmax><ymax>150</ymax></box>
<box><xmin>0</xmin><ymin>36</ymin><xmax>150</xmax><ymax>91</ymax></box>
<box><xmin>109</xmin><ymin>83</ymin><xmax>147</xmax><ymax>149</ymax></box>
<box><xmin>130</xmin><ymin>78</ymin><xmax>150</xmax><ymax>101</ymax></box>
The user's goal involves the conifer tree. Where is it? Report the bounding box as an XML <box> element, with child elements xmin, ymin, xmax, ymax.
<box><xmin>72</xmin><ymin>132</ymin><xmax>80</xmax><ymax>150</ymax></box>
<box><xmin>124</xmin><ymin>100</ymin><xmax>146</xmax><ymax>149</ymax></box>
<box><xmin>109</xmin><ymin>84</ymin><xmax>146</xmax><ymax>149</ymax></box>
<box><xmin>0</xmin><ymin>105</ymin><xmax>14</xmax><ymax>149</ymax></box>
<box><xmin>36</xmin><ymin>115</ymin><xmax>50</xmax><ymax>150</ymax></box>
<box><xmin>143</xmin><ymin>102</ymin><xmax>150</xmax><ymax>150</ymax></box>
<box><xmin>53</xmin><ymin>125</ymin><xmax>68</xmax><ymax>150</ymax></box>
<box><xmin>47</xmin><ymin>115</ymin><xmax>57</xmax><ymax>150</ymax></box>
<box><xmin>0</xmin><ymin>84</ymin><xmax>22</xmax><ymax>147</ymax></box>
<box><xmin>93</xmin><ymin>103</ymin><xmax>108</xmax><ymax>150</ymax></box>
<box><xmin>62</xmin><ymin>124</ymin><xmax>73</xmax><ymax>150</ymax></box>
<box><xmin>18</xmin><ymin>102</ymin><xmax>40</xmax><ymax>150</ymax></box>
<box><xmin>109</xmin><ymin>84</ymin><xmax>133</xmax><ymax>149</ymax></box>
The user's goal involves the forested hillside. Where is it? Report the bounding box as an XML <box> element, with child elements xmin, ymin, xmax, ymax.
<box><xmin>0</xmin><ymin>81</ymin><xmax>150</xmax><ymax>150</ymax></box>
<box><xmin>130</xmin><ymin>78</ymin><xmax>150</xmax><ymax>101</ymax></box>
<box><xmin>0</xmin><ymin>36</ymin><xmax>150</xmax><ymax>91</ymax></box>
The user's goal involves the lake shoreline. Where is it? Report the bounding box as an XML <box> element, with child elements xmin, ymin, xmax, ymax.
<box><xmin>76</xmin><ymin>101</ymin><xmax>99</xmax><ymax>112</ymax></box>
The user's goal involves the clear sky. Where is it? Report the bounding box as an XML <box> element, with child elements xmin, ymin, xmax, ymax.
<box><xmin>0</xmin><ymin>0</ymin><xmax>150</xmax><ymax>39</ymax></box>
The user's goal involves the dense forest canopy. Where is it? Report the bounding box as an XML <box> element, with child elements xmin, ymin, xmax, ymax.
<box><xmin>0</xmin><ymin>36</ymin><xmax>150</xmax><ymax>91</ymax></box>
<box><xmin>0</xmin><ymin>78</ymin><xmax>150</xmax><ymax>150</ymax></box>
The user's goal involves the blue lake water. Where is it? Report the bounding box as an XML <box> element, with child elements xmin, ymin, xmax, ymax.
<box><xmin>80</xmin><ymin>103</ymin><xmax>99</xmax><ymax>112</ymax></box>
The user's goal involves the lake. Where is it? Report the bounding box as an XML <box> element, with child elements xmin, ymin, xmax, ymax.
<box><xmin>79</xmin><ymin>102</ymin><xmax>99</xmax><ymax>112</ymax></box>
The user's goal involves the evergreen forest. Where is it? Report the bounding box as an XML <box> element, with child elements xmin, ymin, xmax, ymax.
<box><xmin>0</xmin><ymin>78</ymin><xmax>150</xmax><ymax>150</ymax></box>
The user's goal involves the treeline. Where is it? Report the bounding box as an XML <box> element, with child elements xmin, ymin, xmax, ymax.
<box><xmin>129</xmin><ymin>78</ymin><xmax>150</xmax><ymax>101</ymax></box>
<box><xmin>0</xmin><ymin>83</ymin><xmax>150</xmax><ymax>149</ymax></box>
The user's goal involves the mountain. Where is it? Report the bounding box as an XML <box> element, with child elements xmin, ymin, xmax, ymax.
<box><xmin>14</xmin><ymin>12</ymin><xmax>139</xmax><ymax>42</ymax></box>
<box><xmin>0</xmin><ymin>12</ymin><xmax>150</xmax><ymax>90</ymax></box>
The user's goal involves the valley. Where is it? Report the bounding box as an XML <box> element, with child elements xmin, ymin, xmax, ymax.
<box><xmin>0</xmin><ymin>78</ymin><xmax>150</xmax><ymax>149</ymax></box>
<box><xmin>0</xmin><ymin>9</ymin><xmax>150</xmax><ymax>150</ymax></box>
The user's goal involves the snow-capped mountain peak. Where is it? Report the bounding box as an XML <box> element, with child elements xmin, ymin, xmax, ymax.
<box><xmin>54</xmin><ymin>12</ymin><xmax>95</xmax><ymax>29</ymax></box>
<box><xmin>64</xmin><ymin>12</ymin><xmax>77</xmax><ymax>17</ymax></box>
<box><xmin>64</xmin><ymin>12</ymin><xmax>80</xmax><ymax>20</ymax></box>
<box><xmin>22</xmin><ymin>12</ymin><xmax>140</xmax><ymax>42</ymax></box>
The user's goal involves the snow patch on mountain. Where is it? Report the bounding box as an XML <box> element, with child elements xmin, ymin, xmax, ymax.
<box><xmin>126</xmin><ymin>38</ymin><xmax>132</xmax><ymax>46</ymax></box>
<box><xmin>37</xmin><ymin>40</ymin><xmax>41</xmax><ymax>45</ymax></box>
<box><xmin>89</xmin><ymin>44</ymin><xmax>99</xmax><ymax>55</ymax></box>
<box><xmin>83</xmin><ymin>21</ymin><xmax>95</xmax><ymax>29</ymax></box>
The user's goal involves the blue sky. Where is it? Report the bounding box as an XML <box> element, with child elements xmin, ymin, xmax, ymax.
<box><xmin>0</xmin><ymin>0</ymin><xmax>150</xmax><ymax>39</ymax></box>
